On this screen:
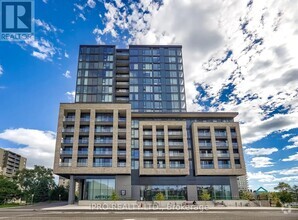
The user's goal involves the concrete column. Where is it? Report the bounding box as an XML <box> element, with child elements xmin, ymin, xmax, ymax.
<box><xmin>187</xmin><ymin>185</ymin><xmax>198</xmax><ymax>201</ymax></box>
<box><xmin>152</xmin><ymin>125</ymin><xmax>157</xmax><ymax>168</ymax></box>
<box><xmin>230</xmin><ymin>176</ymin><xmax>239</xmax><ymax>199</ymax></box>
<box><xmin>164</xmin><ymin>125</ymin><xmax>170</xmax><ymax>169</ymax></box>
<box><xmin>113</xmin><ymin>110</ymin><xmax>119</xmax><ymax>167</ymax></box>
<box><xmin>87</xmin><ymin>109</ymin><xmax>95</xmax><ymax>167</ymax></box>
<box><xmin>210</xmin><ymin>126</ymin><xmax>218</xmax><ymax>169</ymax></box>
<box><xmin>226</xmin><ymin>126</ymin><xmax>235</xmax><ymax>169</ymax></box>
<box><xmin>68</xmin><ymin>175</ymin><xmax>75</xmax><ymax>204</ymax></box>
<box><xmin>72</xmin><ymin>109</ymin><xmax>81</xmax><ymax>167</ymax></box>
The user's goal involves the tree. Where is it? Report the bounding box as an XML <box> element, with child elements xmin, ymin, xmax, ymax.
<box><xmin>49</xmin><ymin>185</ymin><xmax>68</xmax><ymax>201</ymax></box>
<box><xmin>111</xmin><ymin>191</ymin><xmax>119</xmax><ymax>201</ymax></box>
<box><xmin>0</xmin><ymin>176</ymin><xmax>22</xmax><ymax>204</ymax></box>
<box><xmin>273</xmin><ymin>182</ymin><xmax>293</xmax><ymax>204</ymax></box>
<box><xmin>155</xmin><ymin>192</ymin><xmax>165</xmax><ymax>201</ymax></box>
<box><xmin>274</xmin><ymin>182</ymin><xmax>291</xmax><ymax>192</ymax></box>
<box><xmin>291</xmin><ymin>185</ymin><xmax>298</xmax><ymax>202</ymax></box>
<box><xmin>239</xmin><ymin>190</ymin><xmax>254</xmax><ymax>201</ymax></box>
<box><xmin>13</xmin><ymin>165</ymin><xmax>55</xmax><ymax>203</ymax></box>
<box><xmin>200</xmin><ymin>189</ymin><xmax>211</xmax><ymax>203</ymax></box>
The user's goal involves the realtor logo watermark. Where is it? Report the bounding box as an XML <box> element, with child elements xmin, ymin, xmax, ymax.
<box><xmin>0</xmin><ymin>0</ymin><xmax>34</xmax><ymax>41</ymax></box>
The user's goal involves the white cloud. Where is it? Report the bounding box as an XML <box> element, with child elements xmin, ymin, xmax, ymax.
<box><xmin>0</xmin><ymin>128</ymin><xmax>56</xmax><ymax>168</ymax></box>
<box><xmin>245</xmin><ymin>147</ymin><xmax>278</xmax><ymax>156</ymax></box>
<box><xmin>87</xmin><ymin>0</ymin><xmax>96</xmax><ymax>8</ymax></box>
<box><xmin>266</xmin><ymin>167</ymin><xmax>298</xmax><ymax>176</ymax></box>
<box><xmin>248</xmin><ymin>171</ymin><xmax>298</xmax><ymax>184</ymax></box>
<box><xmin>64</xmin><ymin>52</ymin><xmax>69</xmax><ymax>58</ymax></box>
<box><xmin>0</xmin><ymin>65</ymin><xmax>3</xmax><ymax>76</ymax></box>
<box><xmin>282</xmin><ymin>133</ymin><xmax>292</xmax><ymax>139</ymax></box>
<box><xmin>42</xmin><ymin>0</ymin><xmax>48</xmax><ymax>3</ymax></box>
<box><xmin>74</xmin><ymin>3</ymin><xmax>84</xmax><ymax>11</ymax></box>
<box><xmin>250</xmin><ymin>157</ymin><xmax>274</xmax><ymax>168</ymax></box>
<box><xmin>32</xmin><ymin>51</ymin><xmax>47</xmax><ymax>60</ymax></box>
<box><xmin>282</xmin><ymin>152</ymin><xmax>298</xmax><ymax>162</ymax></box>
<box><xmin>79</xmin><ymin>13</ymin><xmax>86</xmax><ymax>21</ymax></box>
<box><xmin>63</xmin><ymin>70</ymin><xmax>71</xmax><ymax>78</ymax></box>
<box><xmin>34</xmin><ymin>19</ymin><xmax>63</xmax><ymax>34</ymax></box>
<box><xmin>66</xmin><ymin>91</ymin><xmax>75</xmax><ymax>102</ymax></box>
<box><xmin>283</xmin><ymin>135</ymin><xmax>298</xmax><ymax>150</ymax></box>
<box><xmin>24</xmin><ymin>37</ymin><xmax>56</xmax><ymax>61</ymax></box>
<box><xmin>93</xmin><ymin>0</ymin><xmax>298</xmax><ymax>145</ymax></box>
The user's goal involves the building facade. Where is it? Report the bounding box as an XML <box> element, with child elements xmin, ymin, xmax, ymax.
<box><xmin>0</xmin><ymin>148</ymin><xmax>27</xmax><ymax>177</ymax></box>
<box><xmin>53</xmin><ymin>45</ymin><xmax>246</xmax><ymax>204</ymax></box>
<box><xmin>237</xmin><ymin>175</ymin><xmax>249</xmax><ymax>191</ymax></box>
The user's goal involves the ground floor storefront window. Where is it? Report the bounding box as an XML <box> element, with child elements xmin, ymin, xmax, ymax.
<box><xmin>140</xmin><ymin>185</ymin><xmax>187</xmax><ymax>201</ymax></box>
<box><xmin>197</xmin><ymin>185</ymin><xmax>231</xmax><ymax>200</ymax></box>
<box><xmin>83</xmin><ymin>179</ymin><xmax>115</xmax><ymax>200</ymax></box>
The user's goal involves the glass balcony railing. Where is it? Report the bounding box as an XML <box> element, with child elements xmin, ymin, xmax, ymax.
<box><xmin>218</xmin><ymin>164</ymin><xmax>231</xmax><ymax>169</ymax></box>
<box><xmin>119</xmin><ymin>118</ymin><xmax>126</xmax><ymax>122</ymax></box>
<box><xmin>156</xmin><ymin>132</ymin><xmax>164</xmax><ymax>136</ymax></box>
<box><xmin>201</xmin><ymin>164</ymin><xmax>214</xmax><ymax>169</ymax></box>
<box><xmin>79</xmin><ymin>129</ymin><xmax>89</xmax><ymax>133</ymax></box>
<box><xmin>96</xmin><ymin>117</ymin><xmax>113</xmax><ymax>122</ymax></box>
<box><xmin>235</xmin><ymin>164</ymin><xmax>241</xmax><ymax>169</ymax></box>
<box><xmin>215</xmin><ymin>132</ymin><xmax>227</xmax><ymax>137</ymax></box>
<box><xmin>232</xmin><ymin>143</ymin><xmax>238</xmax><ymax>147</ymax></box>
<box><xmin>80</xmin><ymin>117</ymin><xmax>90</xmax><ymax>122</ymax></box>
<box><xmin>118</xmin><ymin>129</ymin><xmax>126</xmax><ymax>133</ymax></box>
<box><xmin>62</xmin><ymin>128</ymin><xmax>74</xmax><ymax>132</ymax></box>
<box><xmin>118</xmin><ymin>151</ymin><xmax>126</xmax><ymax>155</ymax></box>
<box><xmin>199</xmin><ymin>143</ymin><xmax>212</xmax><ymax>147</ymax></box>
<box><xmin>143</xmin><ymin>131</ymin><xmax>152</xmax><ymax>135</ymax></box>
<box><xmin>95</xmin><ymin>128</ymin><xmax>113</xmax><ymax>133</ymax></box>
<box><xmin>168</xmin><ymin>131</ymin><xmax>183</xmax><ymax>136</ymax></box>
<box><xmin>169</xmin><ymin>152</ymin><xmax>184</xmax><ymax>157</ymax></box>
<box><xmin>157</xmin><ymin>142</ymin><xmax>165</xmax><ymax>146</ymax></box>
<box><xmin>64</xmin><ymin>117</ymin><xmax>75</xmax><ymax>122</ymax></box>
<box><xmin>117</xmin><ymin>162</ymin><xmax>126</xmax><ymax>167</ymax></box>
<box><xmin>216</xmin><ymin>143</ymin><xmax>228</xmax><ymax>147</ymax></box>
<box><xmin>118</xmin><ymin>140</ymin><xmax>126</xmax><ymax>144</ymax></box>
<box><xmin>157</xmin><ymin>164</ymin><xmax>165</xmax><ymax>168</ymax></box>
<box><xmin>144</xmin><ymin>163</ymin><xmax>153</xmax><ymax>168</ymax></box>
<box><xmin>231</xmin><ymin>132</ymin><xmax>237</xmax><ymax>137</ymax></box>
<box><xmin>200</xmin><ymin>153</ymin><xmax>213</xmax><ymax>158</ymax></box>
<box><xmin>62</xmin><ymin>139</ymin><xmax>73</xmax><ymax>144</ymax></box>
<box><xmin>168</xmin><ymin>142</ymin><xmax>183</xmax><ymax>146</ymax></box>
<box><xmin>144</xmin><ymin>153</ymin><xmax>153</xmax><ymax>157</ymax></box>
<box><xmin>198</xmin><ymin>132</ymin><xmax>211</xmax><ymax>136</ymax></box>
<box><xmin>78</xmin><ymin>150</ymin><xmax>88</xmax><ymax>155</ymax></box>
<box><xmin>93</xmin><ymin>162</ymin><xmax>112</xmax><ymax>167</ymax></box>
<box><xmin>170</xmin><ymin>164</ymin><xmax>185</xmax><ymax>168</ymax></box>
<box><xmin>94</xmin><ymin>139</ymin><xmax>113</xmax><ymax>144</ymax></box>
<box><xmin>94</xmin><ymin>150</ymin><xmax>112</xmax><ymax>155</ymax></box>
<box><xmin>77</xmin><ymin>162</ymin><xmax>88</xmax><ymax>167</ymax></box>
<box><xmin>60</xmin><ymin>150</ymin><xmax>72</xmax><ymax>155</ymax></box>
<box><xmin>217</xmin><ymin>153</ymin><xmax>230</xmax><ymax>157</ymax></box>
<box><xmin>59</xmin><ymin>162</ymin><xmax>72</xmax><ymax>167</ymax></box>
<box><xmin>144</xmin><ymin>142</ymin><xmax>153</xmax><ymax>146</ymax></box>
<box><xmin>78</xmin><ymin>139</ymin><xmax>89</xmax><ymax>144</ymax></box>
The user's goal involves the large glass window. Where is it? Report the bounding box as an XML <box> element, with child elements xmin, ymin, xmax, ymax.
<box><xmin>85</xmin><ymin>179</ymin><xmax>115</xmax><ymax>200</ymax></box>
<box><xmin>197</xmin><ymin>185</ymin><xmax>231</xmax><ymax>200</ymax></box>
<box><xmin>141</xmin><ymin>185</ymin><xmax>187</xmax><ymax>201</ymax></box>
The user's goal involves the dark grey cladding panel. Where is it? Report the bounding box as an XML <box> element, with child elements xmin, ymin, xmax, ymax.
<box><xmin>131</xmin><ymin>170</ymin><xmax>231</xmax><ymax>185</ymax></box>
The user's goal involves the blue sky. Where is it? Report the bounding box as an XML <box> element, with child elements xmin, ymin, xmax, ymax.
<box><xmin>0</xmin><ymin>0</ymin><xmax>297</xmax><ymax>191</ymax></box>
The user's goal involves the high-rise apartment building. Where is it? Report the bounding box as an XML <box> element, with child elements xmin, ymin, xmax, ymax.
<box><xmin>0</xmin><ymin>148</ymin><xmax>27</xmax><ymax>177</ymax></box>
<box><xmin>54</xmin><ymin>45</ymin><xmax>246</xmax><ymax>204</ymax></box>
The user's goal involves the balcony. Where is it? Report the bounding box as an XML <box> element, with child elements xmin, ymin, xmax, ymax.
<box><xmin>93</xmin><ymin>162</ymin><xmax>112</xmax><ymax>167</ymax></box>
<box><xmin>218</xmin><ymin>164</ymin><xmax>231</xmax><ymax>169</ymax></box>
<box><xmin>216</xmin><ymin>143</ymin><xmax>229</xmax><ymax>148</ymax></box>
<box><xmin>168</xmin><ymin>131</ymin><xmax>183</xmax><ymax>136</ymax></box>
<box><xmin>117</xmin><ymin>162</ymin><xmax>126</xmax><ymax>167</ymax></box>
<box><xmin>215</xmin><ymin>132</ymin><xmax>227</xmax><ymax>137</ymax></box>
<box><xmin>144</xmin><ymin>163</ymin><xmax>153</xmax><ymax>168</ymax></box>
<box><xmin>78</xmin><ymin>139</ymin><xmax>89</xmax><ymax>144</ymax></box>
<box><xmin>79</xmin><ymin>128</ymin><xmax>89</xmax><ymax>133</ymax></box>
<box><xmin>118</xmin><ymin>128</ymin><xmax>126</xmax><ymax>133</ymax></box>
<box><xmin>94</xmin><ymin>150</ymin><xmax>112</xmax><ymax>155</ymax></box>
<box><xmin>235</xmin><ymin>164</ymin><xmax>241</xmax><ymax>169</ymax></box>
<box><xmin>80</xmin><ymin>117</ymin><xmax>90</xmax><ymax>122</ymax></box>
<box><xmin>217</xmin><ymin>153</ymin><xmax>230</xmax><ymax>158</ymax></box>
<box><xmin>143</xmin><ymin>152</ymin><xmax>153</xmax><ymax>157</ymax></box>
<box><xmin>96</xmin><ymin>117</ymin><xmax>113</xmax><ymax>122</ymax></box>
<box><xmin>116</xmin><ymin>82</ymin><xmax>129</xmax><ymax>87</ymax></box>
<box><xmin>119</xmin><ymin>118</ymin><xmax>126</xmax><ymax>122</ymax></box>
<box><xmin>157</xmin><ymin>164</ymin><xmax>165</xmax><ymax>168</ymax></box>
<box><xmin>156</xmin><ymin>132</ymin><xmax>164</xmax><ymax>136</ymax></box>
<box><xmin>115</xmin><ymin>97</ymin><xmax>129</xmax><ymax>102</ymax></box>
<box><xmin>95</xmin><ymin>128</ymin><xmax>113</xmax><ymax>133</ymax></box>
<box><xmin>78</xmin><ymin>150</ymin><xmax>88</xmax><ymax>155</ymax></box>
<box><xmin>62</xmin><ymin>128</ymin><xmax>74</xmax><ymax>133</ymax></box>
<box><xmin>198</xmin><ymin>132</ymin><xmax>211</xmax><ymax>137</ymax></box>
<box><xmin>168</xmin><ymin>142</ymin><xmax>183</xmax><ymax>146</ymax></box>
<box><xmin>199</xmin><ymin>143</ymin><xmax>212</xmax><ymax>148</ymax></box>
<box><xmin>64</xmin><ymin>117</ymin><xmax>75</xmax><ymax>122</ymax></box>
<box><xmin>77</xmin><ymin>162</ymin><xmax>88</xmax><ymax>167</ymax></box>
<box><xmin>59</xmin><ymin>162</ymin><xmax>71</xmax><ymax>167</ymax></box>
<box><xmin>169</xmin><ymin>152</ymin><xmax>184</xmax><ymax>157</ymax></box>
<box><xmin>62</xmin><ymin>139</ymin><xmax>73</xmax><ymax>144</ymax></box>
<box><xmin>157</xmin><ymin>152</ymin><xmax>165</xmax><ymax>157</ymax></box>
<box><xmin>94</xmin><ymin>139</ymin><xmax>113</xmax><ymax>144</ymax></box>
<box><xmin>232</xmin><ymin>143</ymin><xmax>238</xmax><ymax>148</ymax></box>
<box><xmin>201</xmin><ymin>164</ymin><xmax>214</xmax><ymax>169</ymax></box>
<box><xmin>60</xmin><ymin>150</ymin><xmax>73</xmax><ymax>155</ymax></box>
<box><xmin>231</xmin><ymin>132</ymin><xmax>237</xmax><ymax>137</ymax></box>
<box><xmin>170</xmin><ymin>164</ymin><xmax>185</xmax><ymax>168</ymax></box>
<box><xmin>118</xmin><ymin>151</ymin><xmax>126</xmax><ymax>156</ymax></box>
<box><xmin>200</xmin><ymin>153</ymin><xmax>213</xmax><ymax>158</ymax></box>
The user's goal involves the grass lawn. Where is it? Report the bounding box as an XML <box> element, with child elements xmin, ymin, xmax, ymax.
<box><xmin>0</xmin><ymin>203</ymin><xmax>21</xmax><ymax>208</ymax></box>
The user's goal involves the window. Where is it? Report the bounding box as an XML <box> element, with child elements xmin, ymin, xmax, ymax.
<box><xmin>152</xmin><ymin>49</ymin><xmax>160</xmax><ymax>55</ymax></box>
<box><xmin>130</xmin><ymin>49</ymin><xmax>138</xmax><ymax>55</ymax></box>
<box><xmin>154</xmin><ymin>94</ymin><xmax>162</xmax><ymax>101</ymax></box>
<box><xmin>130</xmin><ymin>78</ymin><xmax>138</xmax><ymax>84</ymax></box>
<box><xmin>168</xmin><ymin>57</ymin><xmax>176</xmax><ymax>63</ymax></box>
<box><xmin>170</xmin><ymin>78</ymin><xmax>178</xmax><ymax>84</ymax></box>
<box><xmin>130</xmin><ymin>64</ymin><xmax>138</xmax><ymax>70</ymax></box>
<box><xmin>154</xmin><ymin>102</ymin><xmax>162</xmax><ymax>108</ymax></box>
<box><xmin>130</xmin><ymin>93</ymin><xmax>139</xmax><ymax>100</ymax></box>
<box><xmin>153</xmin><ymin>71</ymin><xmax>161</xmax><ymax>77</ymax></box>
<box><xmin>171</xmin><ymin>94</ymin><xmax>179</xmax><ymax>100</ymax></box>
<box><xmin>143</xmin><ymin>64</ymin><xmax>152</xmax><ymax>70</ymax></box>
<box><xmin>153</xmin><ymin>64</ymin><xmax>160</xmax><ymax>70</ymax></box>
<box><xmin>130</xmin><ymin>86</ymin><xmax>138</xmax><ymax>92</ymax></box>
<box><xmin>130</xmin><ymin>56</ymin><xmax>138</xmax><ymax>62</ymax></box>
<box><xmin>153</xmin><ymin>57</ymin><xmax>160</xmax><ymax>63</ymax></box>
<box><xmin>144</xmin><ymin>86</ymin><xmax>153</xmax><ymax>92</ymax></box>
<box><xmin>143</xmin><ymin>57</ymin><xmax>152</xmax><ymax>62</ymax></box>
<box><xmin>154</xmin><ymin>86</ymin><xmax>162</xmax><ymax>92</ymax></box>
<box><xmin>144</xmin><ymin>94</ymin><xmax>153</xmax><ymax>100</ymax></box>
<box><xmin>154</xmin><ymin>79</ymin><xmax>161</xmax><ymax>85</ymax></box>
<box><xmin>142</xmin><ymin>49</ymin><xmax>152</xmax><ymax>55</ymax></box>
<box><xmin>169</xmin><ymin>64</ymin><xmax>177</xmax><ymax>70</ymax></box>
<box><xmin>130</xmin><ymin>71</ymin><xmax>138</xmax><ymax>77</ymax></box>
<box><xmin>168</xmin><ymin>49</ymin><xmax>176</xmax><ymax>56</ymax></box>
<box><xmin>172</xmin><ymin>102</ymin><xmax>180</xmax><ymax>109</ymax></box>
<box><xmin>102</xmin><ymin>95</ymin><xmax>112</xmax><ymax>102</ymax></box>
<box><xmin>102</xmin><ymin>79</ymin><xmax>113</xmax><ymax>85</ymax></box>
<box><xmin>143</xmin><ymin>78</ymin><xmax>152</xmax><ymax>84</ymax></box>
<box><xmin>102</xmin><ymin>86</ymin><xmax>112</xmax><ymax>93</ymax></box>
<box><xmin>105</xmin><ymin>71</ymin><xmax>113</xmax><ymax>77</ymax></box>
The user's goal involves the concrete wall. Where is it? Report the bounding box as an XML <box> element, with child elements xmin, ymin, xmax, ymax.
<box><xmin>115</xmin><ymin>175</ymin><xmax>131</xmax><ymax>199</ymax></box>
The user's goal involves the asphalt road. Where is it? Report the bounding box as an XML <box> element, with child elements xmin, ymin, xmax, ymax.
<box><xmin>0</xmin><ymin>210</ymin><xmax>297</xmax><ymax>220</ymax></box>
